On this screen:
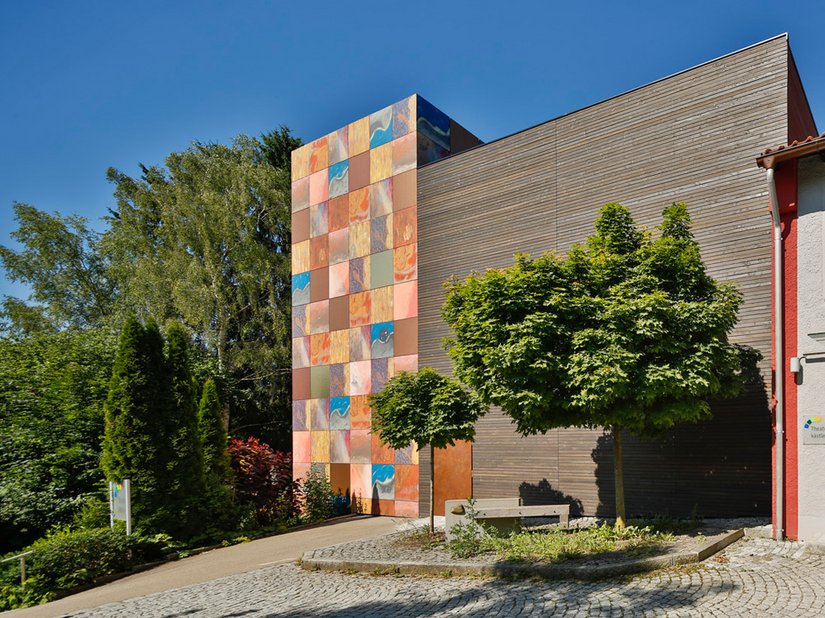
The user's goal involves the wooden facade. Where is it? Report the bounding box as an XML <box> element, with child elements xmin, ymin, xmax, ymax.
<box><xmin>417</xmin><ymin>35</ymin><xmax>803</xmax><ymax>517</ymax></box>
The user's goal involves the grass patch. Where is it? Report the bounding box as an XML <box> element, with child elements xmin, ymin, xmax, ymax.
<box><xmin>448</xmin><ymin>522</ymin><xmax>674</xmax><ymax>563</ymax></box>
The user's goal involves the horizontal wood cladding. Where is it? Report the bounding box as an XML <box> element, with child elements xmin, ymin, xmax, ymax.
<box><xmin>417</xmin><ymin>37</ymin><xmax>789</xmax><ymax>517</ymax></box>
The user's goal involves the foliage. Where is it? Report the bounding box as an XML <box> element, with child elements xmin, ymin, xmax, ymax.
<box><xmin>442</xmin><ymin>202</ymin><xmax>757</xmax><ymax>525</ymax></box>
<box><xmin>164</xmin><ymin>321</ymin><xmax>206</xmax><ymax>536</ymax></box>
<box><xmin>0</xmin><ymin>527</ymin><xmax>168</xmax><ymax>610</ymax></box>
<box><xmin>0</xmin><ymin>328</ymin><xmax>114</xmax><ymax>552</ymax></box>
<box><xmin>442</xmin><ymin>202</ymin><xmax>752</xmax><ymax>438</ymax></box>
<box><xmin>228</xmin><ymin>437</ymin><xmax>296</xmax><ymax>525</ymax></box>
<box><xmin>101</xmin><ymin>316</ymin><xmax>176</xmax><ymax>533</ymax></box>
<box><xmin>298</xmin><ymin>469</ymin><xmax>335</xmax><ymax>523</ymax></box>
<box><xmin>198</xmin><ymin>378</ymin><xmax>235</xmax><ymax>528</ymax></box>
<box><xmin>0</xmin><ymin>204</ymin><xmax>114</xmax><ymax>335</ymax></box>
<box><xmin>101</xmin><ymin>133</ymin><xmax>294</xmax><ymax>449</ymax></box>
<box><xmin>369</xmin><ymin>368</ymin><xmax>486</xmax><ymax>451</ymax></box>
<box><xmin>447</xmin><ymin>521</ymin><xmax>674</xmax><ymax>562</ymax></box>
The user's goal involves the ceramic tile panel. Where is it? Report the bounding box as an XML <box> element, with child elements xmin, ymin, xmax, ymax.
<box><xmin>311</xmin><ymin>430</ymin><xmax>330</xmax><ymax>463</ymax></box>
<box><xmin>329</xmin><ymin>463</ymin><xmax>350</xmax><ymax>496</ymax></box>
<box><xmin>292</xmin><ymin>177</ymin><xmax>309</xmax><ymax>213</ymax></box>
<box><xmin>292</xmin><ymin>96</ymin><xmax>468</xmax><ymax>517</ymax></box>
<box><xmin>293</xmin><ymin>400</ymin><xmax>308</xmax><ymax>431</ymax></box>
<box><xmin>393</xmin><ymin>245</ymin><xmax>417</xmax><ymax>282</ymax></box>
<box><xmin>294</xmin><ymin>431</ymin><xmax>311</xmax><ymax>463</ymax></box>
<box><xmin>369</xmin><ymin>142</ymin><xmax>392</xmax><ymax>183</ymax></box>
<box><xmin>392</xmin><ymin>97</ymin><xmax>415</xmax><ymax>139</ymax></box>
<box><xmin>309</xmin><ymin>202</ymin><xmax>328</xmax><ymax>238</ymax></box>
<box><xmin>328</xmin><ymin>160</ymin><xmax>349</xmax><ymax>198</ymax></box>
<box><xmin>348</xmin><ymin>117</ymin><xmax>370</xmax><ymax>156</ymax></box>
<box><xmin>292</xmin><ymin>146</ymin><xmax>310</xmax><ymax>181</ymax></box>
<box><xmin>392</xmin><ymin>132</ymin><xmax>417</xmax><ymax>175</ymax></box>
<box><xmin>369</xmin><ymin>106</ymin><xmax>393</xmax><ymax>149</ymax></box>
<box><xmin>329</xmin><ymin>330</ymin><xmax>349</xmax><ymax>365</ymax></box>
<box><xmin>309</xmin><ymin>170</ymin><xmax>328</xmax><ymax>206</ymax></box>
<box><xmin>329</xmin><ymin>362</ymin><xmax>349</xmax><ymax>397</ymax></box>
<box><xmin>329</xmin><ymin>261</ymin><xmax>349</xmax><ymax>298</ymax></box>
<box><xmin>309</xmin><ymin>399</ymin><xmax>330</xmax><ymax>431</ymax></box>
<box><xmin>328</xmin><ymin>229</ymin><xmax>349</xmax><ymax>265</ymax></box>
<box><xmin>328</xmin><ymin>126</ymin><xmax>348</xmax><ymax>165</ymax></box>
<box><xmin>309</xmin><ymin>137</ymin><xmax>328</xmax><ymax>173</ymax></box>
<box><xmin>369</xmin><ymin>179</ymin><xmax>393</xmax><ymax>217</ymax></box>
<box><xmin>372</xmin><ymin>463</ymin><xmax>395</xmax><ymax>499</ymax></box>
<box><xmin>293</xmin><ymin>208</ymin><xmax>310</xmax><ymax>243</ymax></box>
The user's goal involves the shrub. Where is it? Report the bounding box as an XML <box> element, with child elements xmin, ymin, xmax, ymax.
<box><xmin>298</xmin><ymin>469</ymin><xmax>335</xmax><ymax>523</ymax></box>
<box><xmin>228</xmin><ymin>437</ymin><xmax>297</xmax><ymax>525</ymax></box>
<box><xmin>0</xmin><ymin>527</ymin><xmax>168</xmax><ymax>610</ymax></box>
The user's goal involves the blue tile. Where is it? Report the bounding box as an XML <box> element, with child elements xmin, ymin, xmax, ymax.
<box><xmin>370</xmin><ymin>106</ymin><xmax>393</xmax><ymax>149</ymax></box>
<box><xmin>292</xmin><ymin>272</ymin><xmax>310</xmax><ymax>306</ymax></box>
<box><xmin>330</xmin><ymin>396</ymin><xmax>351</xmax><ymax>430</ymax></box>
<box><xmin>328</xmin><ymin>160</ymin><xmax>349</xmax><ymax>198</ymax></box>
<box><xmin>417</xmin><ymin>95</ymin><xmax>451</xmax><ymax>151</ymax></box>
<box><xmin>371</xmin><ymin>463</ymin><xmax>395</xmax><ymax>500</ymax></box>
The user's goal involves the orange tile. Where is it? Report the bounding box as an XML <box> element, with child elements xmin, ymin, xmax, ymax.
<box><xmin>348</xmin><ymin>187</ymin><xmax>370</xmax><ymax>224</ymax></box>
<box><xmin>348</xmin><ymin>221</ymin><xmax>370</xmax><ymax>259</ymax></box>
<box><xmin>309</xmin><ymin>136</ymin><xmax>328</xmax><ymax>173</ymax></box>
<box><xmin>395</xmin><ymin>464</ymin><xmax>419</xmax><ymax>501</ymax></box>
<box><xmin>349</xmin><ymin>291</ymin><xmax>371</xmax><ymax>326</ymax></box>
<box><xmin>292</xmin><ymin>177</ymin><xmax>309</xmax><ymax>212</ymax></box>
<box><xmin>310</xmin><ymin>332</ymin><xmax>330</xmax><ymax>365</ymax></box>
<box><xmin>372</xmin><ymin>432</ymin><xmax>395</xmax><ymax>464</ymax></box>
<box><xmin>348</xmin><ymin>117</ymin><xmax>370</xmax><ymax>156</ymax></box>
<box><xmin>291</xmin><ymin>145</ymin><xmax>310</xmax><ymax>181</ymax></box>
<box><xmin>309</xmin><ymin>235</ymin><xmax>329</xmax><ymax>270</ymax></box>
<box><xmin>328</xmin><ymin>195</ymin><xmax>349</xmax><ymax>232</ymax></box>
<box><xmin>329</xmin><ymin>329</ymin><xmax>349</xmax><ymax>364</ymax></box>
<box><xmin>370</xmin><ymin>142</ymin><xmax>392</xmax><ymax>183</ymax></box>
<box><xmin>375</xmin><ymin>500</ymin><xmax>395</xmax><ymax>516</ymax></box>
<box><xmin>393</xmin><ymin>170</ymin><xmax>416</xmax><ymax>211</ymax></box>
<box><xmin>393</xmin><ymin>207</ymin><xmax>417</xmax><ymax>247</ymax></box>
<box><xmin>394</xmin><ymin>500</ymin><xmax>419</xmax><ymax>518</ymax></box>
<box><xmin>371</xmin><ymin>286</ymin><xmax>393</xmax><ymax>323</ymax></box>
<box><xmin>292</xmin><ymin>240</ymin><xmax>310</xmax><ymax>274</ymax></box>
<box><xmin>350</xmin><ymin>395</ymin><xmax>371</xmax><ymax>430</ymax></box>
<box><xmin>393</xmin><ymin>244</ymin><xmax>417</xmax><ymax>282</ymax></box>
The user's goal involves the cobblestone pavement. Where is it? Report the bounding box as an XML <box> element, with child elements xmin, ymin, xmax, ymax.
<box><xmin>64</xmin><ymin>537</ymin><xmax>825</xmax><ymax>617</ymax></box>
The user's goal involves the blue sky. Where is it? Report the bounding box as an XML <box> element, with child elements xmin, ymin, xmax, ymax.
<box><xmin>1</xmin><ymin>1</ymin><xmax>823</xmax><ymax>300</ymax></box>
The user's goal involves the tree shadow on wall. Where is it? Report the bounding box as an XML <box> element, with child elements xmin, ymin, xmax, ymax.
<box><xmin>590</xmin><ymin>368</ymin><xmax>771</xmax><ymax>519</ymax></box>
<box><xmin>518</xmin><ymin>479</ymin><xmax>584</xmax><ymax>517</ymax></box>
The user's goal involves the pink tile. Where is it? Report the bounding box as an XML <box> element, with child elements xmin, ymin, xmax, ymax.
<box><xmin>393</xmin><ymin>280</ymin><xmax>418</xmax><ymax>320</ymax></box>
<box><xmin>309</xmin><ymin>170</ymin><xmax>328</xmax><ymax>206</ymax></box>
<box><xmin>292</xmin><ymin>177</ymin><xmax>309</xmax><ymax>212</ymax></box>
<box><xmin>350</xmin><ymin>429</ymin><xmax>372</xmax><ymax>464</ymax></box>
<box><xmin>292</xmin><ymin>337</ymin><xmax>310</xmax><ymax>368</ymax></box>
<box><xmin>329</xmin><ymin>261</ymin><xmax>349</xmax><ymax>298</ymax></box>
<box><xmin>309</xmin><ymin>300</ymin><xmax>329</xmax><ymax>334</ymax></box>
<box><xmin>350</xmin><ymin>463</ymin><xmax>372</xmax><ymax>499</ymax></box>
<box><xmin>349</xmin><ymin>359</ymin><xmax>372</xmax><ymax>395</ymax></box>
<box><xmin>394</xmin><ymin>500</ymin><xmax>419</xmax><ymax>517</ymax></box>
<box><xmin>328</xmin><ymin>228</ymin><xmax>349</xmax><ymax>265</ymax></box>
<box><xmin>393</xmin><ymin>354</ymin><xmax>419</xmax><ymax>374</ymax></box>
<box><xmin>330</xmin><ymin>430</ymin><xmax>351</xmax><ymax>463</ymax></box>
<box><xmin>293</xmin><ymin>431</ymin><xmax>311</xmax><ymax>464</ymax></box>
<box><xmin>293</xmin><ymin>462</ymin><xmax>311</xmax><ymax>483</ymax></box>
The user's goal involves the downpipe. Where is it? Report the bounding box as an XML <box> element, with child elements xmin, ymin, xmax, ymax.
<box><xmin>767</xmin><ymin>166</ymin><xmax>784</xmax><ymax>542</ymax></box>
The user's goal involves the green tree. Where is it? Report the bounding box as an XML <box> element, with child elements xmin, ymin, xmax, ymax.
<box><xmin>442</xmin><ymin>203</ymin><xmax>753</xmax><ymax>527</ymax></box>
<box><xmin>0</xmin><ymin>328</ymin><xmax>114</xmax><ymax>551</ymax></box>
<box><xmin>102</xmin><ymin>134</ymin><xmax>294</xmax><ymax>449</ymax></box>
<box><xmin>199</xmin><ymin>378</ymin><xmax>231</xmax><ymax>483</ymax></box>
<box><xmin>101</xmin><ymin>316</ymin><xmax>173</xmax><ymax>532</ymax></box>
<box><xmin>164</xmin><ymin>321</ymin><xmax>205</xmax><ymax>535</ymax></box>
<box><xmin>369</xmin><ymin>368</ymin><xmax>486</xmax><ymax>532</ymax></box>
<box><xmin>0</xmin><ymin>203</ymin><xmax>114</xmax><ymax>334</ymax></box>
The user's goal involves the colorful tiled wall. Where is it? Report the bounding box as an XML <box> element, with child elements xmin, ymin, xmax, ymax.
<box><xmin>291</xmin><ymin>95</ymin><xmax>479</xmax><ymax>517</ymax></box>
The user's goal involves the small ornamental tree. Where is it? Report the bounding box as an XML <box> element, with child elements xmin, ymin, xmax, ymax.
<box><xmin>442</xmin><ymin>203</ymin><xmax>756</xmax><ymax>527</ymax></box>
<box><xmin>228</xmin><ymin>436</ymin><xmax>296</xmax><ymax>524</ymax></box>
<box><xmin>369</xmin><ymin>368</ymin><xmax>487</xmax><ymax>533</ymax></box>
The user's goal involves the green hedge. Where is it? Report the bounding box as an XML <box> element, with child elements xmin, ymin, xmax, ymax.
<box><xmin>1</xmin><ymin>527</ymin><xmax>168</xmax><ymax>610</ymax></box>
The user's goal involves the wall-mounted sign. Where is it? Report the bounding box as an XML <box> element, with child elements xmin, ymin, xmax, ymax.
<box><xmin>803</xmin><ymin>416</ymin><xmax>825</xmax><ymax>445</ymax></box>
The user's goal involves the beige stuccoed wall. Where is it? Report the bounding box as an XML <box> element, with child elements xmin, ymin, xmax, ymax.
<box><xmin>797</xmin><ymin>154</ymin><xmax>825</xmax><ymax>543</ymax></box>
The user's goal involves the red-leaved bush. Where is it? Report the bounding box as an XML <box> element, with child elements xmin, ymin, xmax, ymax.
<box><xmin>228</xmin><ymin>437</ymin><xmax>298</xmax><ymax>524</ymax></box>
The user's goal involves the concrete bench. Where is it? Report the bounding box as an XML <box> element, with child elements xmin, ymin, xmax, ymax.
<box><xmin>444</xmin><ymin>499</ymin><xmax>570</xmax><ymax>542</ymax></box>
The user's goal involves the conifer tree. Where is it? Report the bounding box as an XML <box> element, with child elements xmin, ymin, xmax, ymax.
<box><xmin>198</xmin><ymin>378</ymin><xmax>234</xmax><ymax>522</ymax></box>
<box><xmin>164</xmin><ymin>321</ymin><xmax>205</xmax><ymax>535</ymax></box>
<box><xmin>102</xmin><ymin>316</ymin><xmax>173</xmax><ymax>531</ymax></box>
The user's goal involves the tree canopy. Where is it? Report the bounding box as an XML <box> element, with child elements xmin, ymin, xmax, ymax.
<box><xmin>442</xmin><ymin>202</ymin><xmax>755</xmax><ymax>523</ymax></box>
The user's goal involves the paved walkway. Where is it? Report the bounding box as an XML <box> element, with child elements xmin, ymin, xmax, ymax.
<box><xmin>5</xmin><ymin>516</ymin><xmax>399</xmax><ymax>618</ymax></box>
<box><xmin>35</xmin><ymin>536</ymin><xmax>825</xmax><ymax>617</ymax></box>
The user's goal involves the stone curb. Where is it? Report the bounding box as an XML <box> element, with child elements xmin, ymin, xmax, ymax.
<box><xmin>300</xmin><ymin>528</ymin><xmax>744</xmax><ymax>580</ymax></box>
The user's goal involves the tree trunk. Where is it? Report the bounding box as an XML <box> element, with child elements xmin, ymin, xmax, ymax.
<box><xmin>429</xmin><ymin>444</ymin><xmax>435</xmax><ymax>534</ymax></box>
<box><xmin>613</xmin><ymin>426</ymin><xmax>626</xmax><ymax>528</ymax></box>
